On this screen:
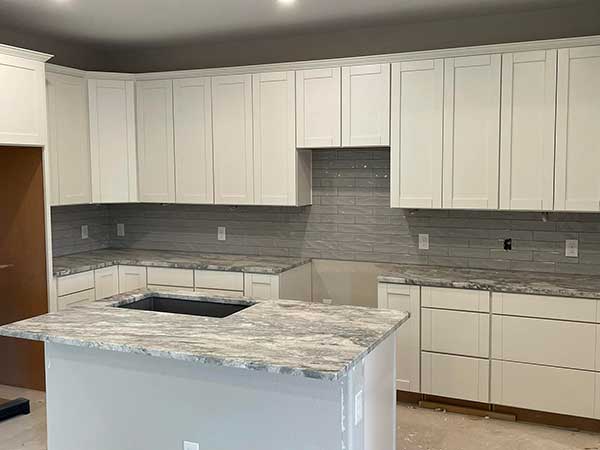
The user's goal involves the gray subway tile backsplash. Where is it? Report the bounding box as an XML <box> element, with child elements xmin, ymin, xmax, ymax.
<box><xmin>51</xmin><ymin>150</ymin><xmax>600</xmax><ymax>275</ymax></box>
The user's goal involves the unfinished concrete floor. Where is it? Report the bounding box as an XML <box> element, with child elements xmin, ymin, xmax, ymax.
<box><xmin>0</xmin><ymin>385</ymin><xmax>599</xmax><ymax>450</ymax></box>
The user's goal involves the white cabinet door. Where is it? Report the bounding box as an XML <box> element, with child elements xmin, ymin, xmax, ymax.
<box><xmin>94</xmin><ymin>266</ymin><xmax>119</xmax><ymax>300</ymax></box>
<box><xmin>244</xmin><ymin>274</ymin><xmax>279</xmax><ymax>300</ymax></box>
<box><xmin>88</xmin><ymin>79</ymin><xmax>137</xmax><ymax>203</ymax></box>
<box><xmin>296</xmin><ymin>68</ymin><xmax>341</xmax><ymax>148</ymax></box>
<box><xmin>46</xmin><ymin>72</ymin><xmax>91</xmax><ymax>206</ymax></box>
<box><xmin>422</xmin><ymin>352</ymin><xmax>489</xmax><ymax>402</ymax></box>
<box><xmin>500</xmin><ymin>50</ymin><xmax>557</xmax><ymax>211</ymax></box>
<box><xmin>136</xmin><ymin>80</ymin><xmax>175</xmax><ymax>203</ymax></box>
<box><xmin>491</xmin><ymin>360</ymin><xmax>596</xmax><ymax>419</ymax></box>
<box><xmin>212</xmin><ymin>74</ymin><xmax>254</xmax><ymax>205</ymax></box>
<box><xmin>252</xmin><ymin>71</ymin><xmax>297</xmax><ymax>205</ymax></box>
<box><xmin>377</xmin><ymin>283</ymin><xmax>420</xmax><ymax>393</ymax></box>
<box><xmin>391</xmin><ymin>59</ymin><xmax>444</xmax><ymax>208</ymax></box>
<box><xmin>443</xmin><ymin>54</ymin><xmax>501</xmax><ymax>209</ymax></box>
<box><xmin>422</xmin><ymin>308</ymin><xmax>490</xmax><ymax>358</ymax></box>
<box><xmin>118</xmin><ymin>265</ymin><xmax>147</xmax><ymax>293</ymax></box>
<box><xmin>555</xmin><ymin>46</ymin><xmax>600</xmax><ymax>212</ymax></box>
<box><xmin>173</xmin><ymin>77</ymin><xmax>214</xmax><ymax>204</ymax></box>
<box><xmin>0</xmin><ymin>53</ymin><xmax>46</xmax><ymax>146</ymax></box>
<box><xmin>342</xmin><ymin>63</ymin><xmax>390</xmax><ymax>147</ymax></box>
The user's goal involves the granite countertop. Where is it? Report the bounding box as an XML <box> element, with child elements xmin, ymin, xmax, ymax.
<box><xmin>376</xmin><ymin>264</ymin><xmax>600</xmax><ymax>299</ymax></box>
<box><xmin>53</xmin><ymin>249</ymin><xmax>311</xmax><ymax>277</ymax></box>
<box><xmin>0</xmin><ymin>289</ymin><xmax>408</xmax><ymax>381</ymax></box>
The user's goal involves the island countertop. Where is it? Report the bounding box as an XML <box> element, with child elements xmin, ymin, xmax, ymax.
<box><xmin>52</xmin><ymin>249</ymin><xmax>311</xmax><ymax>277</ymax></box>
<box><xmin>0</xmin><ymin>289</ymin><xmax>408</xmax><ymax>381</ymax></box>
<box><xmin>376</xmin><ymin>263</ymin><xmax>600</xmax><ymax>299</ymax></box>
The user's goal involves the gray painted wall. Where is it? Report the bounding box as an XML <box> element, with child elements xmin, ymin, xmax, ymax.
<box><xmin>52</xmin><ymin>150</ymin><xmax>600</xmax><ymax>276</ymax></box>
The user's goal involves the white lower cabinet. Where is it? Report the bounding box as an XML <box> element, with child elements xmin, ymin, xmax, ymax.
<box><xmin>244</xmin><ymin>274</ymin><xmax>280</xmax><ymax>300</ymax></box>
<box><xmin>94</xmin><ymin>266</ymin><xmax>119</xmax><ymax>300</ymax></box>
<box><xmin>422</xmin><ymin>352</ymin><xmax>490</xmax><ymax>403</ymax></box>
<box><xmin>118</xmin><ymin>265</ymin><xmax>147</xmax><ymax>293</ymax></box>
<box><xmin>194</xmin><ymin>270</ymin><xmax>244</xmax><ymax>296</ymax></box>
<box><xmin>422</xmin><ymin>308</ymin><xmax>489</xmax><ymax>358</ymax></box>
<box><xmin>57</xmin><ymin>289</ymin><xmax>96</xmax><ymax>311</ymax></box>
<box><xmin>377</xmin><ymin>283</ymin><xmax>420</xmax><ymax>392</ymax></box>
<box><xmin>491</xmin><ymin>360</ymin><xmax>597</xmax><ymax>419</ymax></box>
<box><xmin>146</xmin><ymin>267</ymin><xmax>194</xmax><ymax>288</ymax></box>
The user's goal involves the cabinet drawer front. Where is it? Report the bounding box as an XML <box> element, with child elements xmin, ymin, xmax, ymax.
<box><xmin>492</xmin><ymin>315</ymin><xmax>596</xmax><ymax>370</ymax></box>
<box><xmin>421</xmin><ymin>287</ymin><xmax>489</xmax><ymax>312</ymax></box>
<box><xmin>147</xmin><ymin>284</ymin><xmax>194</xmax><ymax>293</ymax></box>
<box><xmin>422</xmin><ymin>308</ymin><xmax>489</xmax><ymax>358</ymax></box>
<box><xmin>57</xmin><ymin>271</ymin><xmax>95</xmax><ymax>296</ymax></box>
<box><xmin>147</xmin><ymin>267</ymin><xmax>194</xmax><ymax>288</ymax></box>
<box><xmin>491</xmin><ymin>360</ymin><xmax>596</xmax><ymax>418</ymax></box>
<box><xmin>492</xmin><ymin>292</ymin><xmax>597</xmax><ymax>322</ymax></box>
<box><xmin>421</xmin><ymin>352</ymin><xmax>489</xmax><ymax>403</ymax></box>
<box><xmin>194</xmin><ymin>288</ymin><xmax>244</xmax><ymax>298</ymax></box>
<box><xmin>57</xmin><ymin>289</ymin><xmax>96</xmax><ymax>310</ymax></box>
<box><xmin>244</xmin><ymin>274</ymin><xmax>279</xmax><ymax>300</ymax></box>
<box><xmin>94</xmin><ymin>266</ymin><xmax>119</xmax><ymax>300</ymax></box>
<box><xmin>194</xmin><ymin>270</ymin><xmax>244</xmax><ymax>291</ymax></box>
<box><xmin>118</xmin><ymin>265</ymin><xmax>147</xmax><ymax>293</ymax></box>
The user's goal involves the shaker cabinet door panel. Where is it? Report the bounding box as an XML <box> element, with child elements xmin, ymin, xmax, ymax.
<box><xmin>391</xmin><ymin>59</ymin><xmax>444</xmax><ymax>208</ymax></box>
<box><xmin>555</xmin><ymin>46</ymin><xmax>600</xmax><ymax>212</ymax></box>
<box><xmin>212</xmin><ymin>74</ymin><xmax>254</xmax><ymax>204</ymax></box>
<box><xmin>500</xmin><ymin>50</ymin><xmax>557</xmax><ymax>211</ymax></box>
<box><xmin>173</xmin><ymin>77</ymin><xmax>214</xmax><ymax>204</ymax></box>
<box><xmin>136</xmin><ymin>80</ymin><xmax>175</xmax><ymax>203</ymax></box>
<box><xmin>342</xmin><ymin>63</ymin><xmax>390</xmax><ymax>147</ymax></box>
<box><xmin>443</xmin><ymin>54</ymin><xmax>501</xmax><ymax>209</ymax></box>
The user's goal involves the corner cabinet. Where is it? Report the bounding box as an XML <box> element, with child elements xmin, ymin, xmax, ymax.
<box><xmin>212</xmin><ymin>74</ymin><xmax>254</xmax><ymax>205</ymax></box>
<box><xmin>46</xmin><ymin>72</ymin><xmax>91</xmax><ymax>205</ymax></box>
<box><xmin>0</xmin><ymin>47</ymin><xmax>49</xmax><ymax>146</ymax></box>
<box><xmin>555</xmin><ymin>45</ymin><xmax>600</xmax><ymax>212</ymax></box>
<box><xmin>173</xmin><ymin>77</ymin><xmax>214</xmax><ymax>204</ymax></box>
<box><xmin>442</xmin><ymin>54</ymin><xmax>501</xmax><ymax>209</ymax></box>
<box><xmin>390</xmin><ymin>59</ymin><xmax>444</xmax><ymax>208</ymax></box>
<box><xmin>136</xmin><ymin>80</ymin><xmax>175</xmax><ymax>203</ymax></box>
<box><xmin>88</xmin><ymin>79</ymin><xmax>137</xmax><ymax>203</ymax></box>
<box><xmin>296</xmin><ymin>68</ymin><xmax>341</xmax><ymax>148</ymax></box>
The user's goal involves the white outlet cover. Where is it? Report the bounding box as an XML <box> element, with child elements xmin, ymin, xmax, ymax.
<box><xmin>322</xmin><ymin>298</ymin><xmax>333</xmax><ymax>305</ymax></box>
<box><xmin>117</xmin><ymin>223</ymin><xmax>125</xmax><ymax>237</ymax></box>
<box><xmin>418</xmin><ymin>233</ymin><xmax>430</xmax><ymax>250</ymax></box>
<box><xmin>183</xmin><ymin>442</ymin><xmax>199</xmax><ymax>450</ymax></box>
<box><xmin>218</xmin><ymin>226</ymin><xmax>226</xmax><ymax>241</ymax></box>
<box><xmin>565</xmin><ymin>239</ymin><xmax>579</xmax><ymax>258</ymax></box>
<box><xmin>81</xmin><ymin>225</ymin><xmax>89</xmax><ymax>240</ymax></box>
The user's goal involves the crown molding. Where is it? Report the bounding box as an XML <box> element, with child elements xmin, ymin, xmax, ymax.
<box><xmin>0</xmin><ymin>43</ymin><xmax>52</xmax><ymax>63</ymax></box>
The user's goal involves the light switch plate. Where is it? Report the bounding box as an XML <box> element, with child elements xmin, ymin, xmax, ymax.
<box><xmin>565</xmin><ymin>239</ymin><xmax>579</xmax><ymax>257</ymax></box>
<box><xmin>183</xmin><ymin>441</ymin><xmax>199</xmax><ymax>450</ymax></box>
<box><xmin>418</xmin><ymin>233</ymin><xmax>429</xmax><ymax>250</ymax></box>
<box><xmin>81</xmin><ymin>225</ymin><xmax>89</xmax><ymax>240</ymax></box>
<box><xmin>117</xmin><ymin>223</ymin><xmax>125</xmax><ymax>237</ymax></box>
<box><xmin>218</xmin><ymin>226</ymin><xmax>226</xmax><ymax>241</ymax></box>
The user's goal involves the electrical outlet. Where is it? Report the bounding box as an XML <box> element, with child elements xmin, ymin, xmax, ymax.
<box><xmin>418</xmin><ymin>233</ymin><xmax>429</xmax><ymax>250</ymax></box>
<box><xmin>322</xmin><ymin>298</ymin><xmax>333</xmax><ymax>305</ymax></box>
<box><xmin>81</xmin><ymin>225</ymin><xmax>89</xmax><ymax>240</ymax></box>
<box><xmin>354</xmin><ymin>390</ymin><xmax>363</xmax><ymax>426</ymax></box>
<box><xmin>117</xmin><ymin>223</ymin><xmax>125</xmax><ymax>237</ymax></box>
<box><xmin>566</xmin><ymin>239</ymin><xmax>579</xmax><ymax>258</ymax></box>
<box><xmin>218</xmin><ymin>226</ymin><xmax>226</xmax><ymax>241</ymax></box>
<box><xmin>183</xmin><ymin>441</ymin><xmax>199</xmax><ymax>450</ymax></box>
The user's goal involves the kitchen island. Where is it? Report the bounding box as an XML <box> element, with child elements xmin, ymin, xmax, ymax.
<box><xmin>0</xmin><ymin>289</ymin><xmax>408</xmax><ymax>450</ymax></box>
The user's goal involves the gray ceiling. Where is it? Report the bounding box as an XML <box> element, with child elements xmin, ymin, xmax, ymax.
<box><xmin>0</xmin><ymin>0</ymin><xmax>588</xmax><ymax>46</ymax></box>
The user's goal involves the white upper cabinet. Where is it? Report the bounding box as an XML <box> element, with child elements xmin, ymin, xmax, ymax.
<box><xmin>212</xmin><ymin>74</ymin><xmax>254</xmax><ymax>205</ymax></box>
<box><xmin>342</xmin><ymin>64</ymin><xmax>390</xmax><ymax>147</ymax></box>
<box><xmin>0</xmin><ymin>48</ymin><xmax>48</xmax><ymax>146</ymax></box>
<box><xmin>555</xmin><ymin>45</ymin><xmax>600</xmax><ymax>212</ymax></box>
<box><xmin>443</xmin><ymin>54</ymin><xmax>501</xmax><ymax>209</ymax></box>
<box><xmin>391</xmin><ymin>59</ymin><xmax>444</xmax><ymax>208</ymax></box>
<box><xmin>136</xmin><ymin>80</ymin><xmax>175</xmax><ymax>203</ymax></box>
<box><xmin>500</xmin><ymin>50</ymin><xmax>557</xmax><ymax>211</ymax></box>
<box><xmin>296</xmin><ymin>67</ymin><xmax>341</xmax><ymax>148</ymax></box>
<box><xmin>173</xmin><ymin>77</ymin><xmax>214</xmax><ymax>204</ymax></box>
<box><xmin>253</xmin><ymin>71</ymin><xmax>309</xmax><ymax>206</ymax></box>
<box><xmin>88</xmin><ymin>79</ymin><xmax>137</xmax><ymax>203</ymax></box>
<box><xmin>46</xmin><ymin>72</ymin><xmax>91</xmax><ymax>206</ymax></box>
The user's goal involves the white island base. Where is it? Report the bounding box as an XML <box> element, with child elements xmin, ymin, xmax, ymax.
<box><xmin>44</xmin><ymin>334</ymin><xmax>396</xmax><ymax>450</ymax></box>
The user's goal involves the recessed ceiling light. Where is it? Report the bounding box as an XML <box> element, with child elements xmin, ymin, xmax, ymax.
<box><xmin>277</xmin><ymin>0</ymin><xmax>296</xmax><ymax>5</ymax></box>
